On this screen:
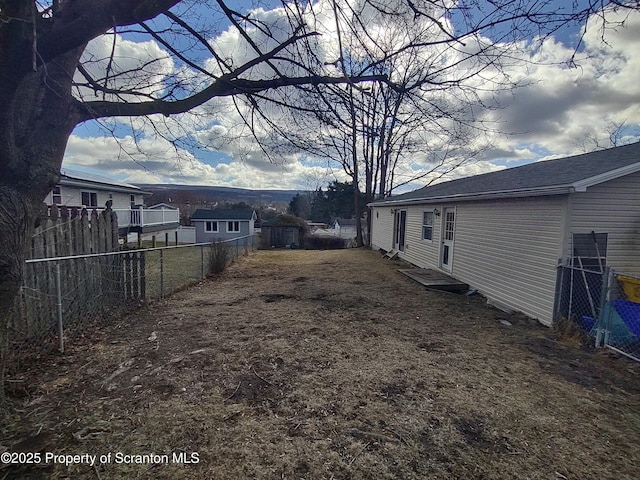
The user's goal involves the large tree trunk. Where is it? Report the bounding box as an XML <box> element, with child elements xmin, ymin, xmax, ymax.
<box><xmin>0</xmin><ymin>189</ymin><xmax>41</xmax><ymax>401</ymax></box>
<box><xmin>0</xmin><ymin>38</ymin><xmax>83</xmax><ymax>400</ymax></box>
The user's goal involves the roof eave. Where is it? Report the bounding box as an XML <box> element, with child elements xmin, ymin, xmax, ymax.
<box><xmin>571</xmin><ymin>161</ymin><xmax>640</xmax><ymax>192</ymax></box>
<box><xmin>61</xmin><ymin>177</ymin><xmax>148</xmax><ymax>195</ymax></box>
<box><xmin>368</xmin><ymin>185</ymin><xmax>574</xmax><ymax>207</ymax></box>
<box><xmin>192</xmin><ymin>215</ymin><xmax>255</xmax><ymax>221</ymax></box>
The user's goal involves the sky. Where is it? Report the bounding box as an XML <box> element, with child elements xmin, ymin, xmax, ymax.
<box><xmin>62</xmin><ymin>1</ymin><xmax>640</xmax><ymax>193</ymax></box>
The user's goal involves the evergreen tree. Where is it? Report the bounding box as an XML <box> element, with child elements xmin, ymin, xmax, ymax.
<box><xmin>288</xmin><ymin>194</ymin><xmax>311</xmax><ymax>219</ymax></box>
<box><xmin>310</xmin><ymin>181</ymin><xmax>365</xmax><ymax>223</ymax></box>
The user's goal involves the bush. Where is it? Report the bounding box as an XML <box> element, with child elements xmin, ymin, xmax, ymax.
<box><xmin>305</xmin><ymin>236</ymin><xmax>349</xmax><ymax>250</ymax></box>
<box><xmin>208</xmin><ymin>240</ymin><xmax>232</xmax><ymax>275</ymax></box>
<box><xmin>552</xmin><ymin>315</ymin><xmax>593</xmax><ymax>349</ymax></box>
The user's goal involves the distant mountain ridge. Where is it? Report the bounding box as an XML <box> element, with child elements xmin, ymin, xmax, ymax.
<box><xmin>137</xmin><ymin>183</ymin><xmax>306</xmax><ymax>206</ymax></box>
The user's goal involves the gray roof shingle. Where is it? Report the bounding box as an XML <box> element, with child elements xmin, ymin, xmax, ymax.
<box><xmin>370</xmin><ymin>142</ymin><xmax>640</xmax><ymax>205</ymax></box>
<box><xmin>191</xmin><ymin>209</ymin><xmax>255</xmax><ymax>220</ymax></box>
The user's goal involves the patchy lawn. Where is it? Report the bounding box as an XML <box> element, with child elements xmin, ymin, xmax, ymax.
<box><xmin>2</xmin><ymin>249</ymin><xmax>640</xmax><ymax>479</ymax></box>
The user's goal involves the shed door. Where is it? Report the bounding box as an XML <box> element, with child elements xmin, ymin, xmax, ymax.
<box><xmin>394</xmin><ymin>210</ymin><xmax>407</xmax><ymax>252</ymax></box>
<box><xmin>441</xmin><ymin>208</ymin><xmax>456</xmax><ymax>272</ymax></box>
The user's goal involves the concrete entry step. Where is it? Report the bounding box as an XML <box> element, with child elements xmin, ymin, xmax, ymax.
<box><xmin>399</xmin><ymin>268</ymin><xmax>469</xmax><ymax>293</ymax></box>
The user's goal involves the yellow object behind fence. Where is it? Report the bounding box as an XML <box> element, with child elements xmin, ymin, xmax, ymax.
<box><xmin>618</xmin><ymin>275</ymin><xmax>640</xmax><ymax>303</ymax></box>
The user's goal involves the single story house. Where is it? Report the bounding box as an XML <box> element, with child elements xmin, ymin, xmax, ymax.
<box><xmin>191</xmin><ymin>209</ymin><xmax>257</xmax><ymax>245</ymax></box>
<box><xmin>46</xmin><ymin>169</ymin><xmax>180</xmax><ymax>237</ymax></box>
<box><xmin>48</xmin><ymin>168</ymin><xmax>148</xmax><ymax>210</ymax></box>
<box><xmin>369</xmin><ymin>142</ymin><xmax>640</xmax><ymax>326</ymax></box>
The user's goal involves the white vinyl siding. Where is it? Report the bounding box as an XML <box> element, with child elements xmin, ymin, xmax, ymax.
<box><xmin>371</xmin><ymin>170</ymin><xmax>640</xmax><ymax>326</ymax></box>
<box><xmin>397</xmin><ymin>197</ymin><xmax>567</xmax><ymax>326</ymax></box>
<box><xmin>48</xmin><ymin>185</ymin><xmax>145</xmax><ymax>210</ymax></box>
<box><xmin>451</xmin><ymin>197</ymin><xmax>567</xmax><ymax>326</ymax></box>
<box><xmin>400</xmin><ymin>206</ymin><xmax>441</xmax><ymax>267</ymax></box>
<box><xmin>569</xmin><ymin>172</ymin><xmax>640</xmax><ymax>275</ymax></box>
<box><xmin>370</xmin><ymin>207</ymin><xmax>395</xmax><ymax>251</ymax></box>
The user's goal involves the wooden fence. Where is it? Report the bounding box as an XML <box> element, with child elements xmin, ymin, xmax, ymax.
<box><xmin>29</xmin><ymin>205</ymin><xmax>119</xmax><ymax>259</ymax></box>
<box><xmin>15</xmin><ymin>206</ymin><xmax>146</xmax><ymax>344</ymax></box>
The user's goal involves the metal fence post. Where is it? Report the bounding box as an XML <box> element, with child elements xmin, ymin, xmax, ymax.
<box><xmin>160</xmin><ymin>248</ymin><xmax>164</xmax><ymax>298</ymax></box>
<box><xmin>568</xmin><ymin>265</ymin><xmax>575</xmax><ymax>320</ymax></box>
<box><xmin>140</xmin><ymin>251</ymin><xmax>146</xmax><ymax>299</ymax></box>
<box><xmin>201</xmin><ymin>244</ymin><xmax>205</xmax><ymax>278</ymax></box>
<box><xmin>595</xmin><ymin>267</ymin><xmax>611</xmax><ymax>348</ymax></box>
<box><xmin>55</xmin><ymin>263</ymin><xmax>64</xmax><ymax>353</ymax></box>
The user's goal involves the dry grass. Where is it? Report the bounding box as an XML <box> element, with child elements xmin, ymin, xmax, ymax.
<box><xmin>2</xmin><ymin>249</ymin><xmax>640</xmax><ymax>479</ymax></box>
<box><xmin>143</xmin><ymin>245</ymin><xmax>206</xmax><ymax>298</ymax></box>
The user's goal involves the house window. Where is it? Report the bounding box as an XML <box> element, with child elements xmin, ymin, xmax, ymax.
<box><xmin>205</xmin><ymin>221</ymin><xmax>218</xmax><ymax>233</ymax></box>
<box><xmin>52</xmin><ymin>186</ymin><xmax>62</xmax><ymax>205</ymax></box>
<box><xmin>81</xmin><ymin>191</ymin><xmax>98</xmax><ymax>208</ymax></box>
<box><xmin>227</xmin><ymin>221</ymin><xmax>240</xmax><ymax>233</ymax></box>
<box><xmin>130</xmin><ymin>194</ymin><xmax>136</xmax><ymax>208</ymax></box>
<box><xmin>422</xmin><ymin>211</ymin><xmax>434</xmax><ymax>241</ymax></box>
<box><xmin>444</xmin><ymin>210</ymin><xmax>455</xmax><ymax>241</ymax></box>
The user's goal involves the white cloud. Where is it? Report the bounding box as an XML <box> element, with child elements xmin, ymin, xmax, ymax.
<box><xmin>484</xmin><ymin>8</ymin><xmax>640</xmax><ymax>157</ymax></box>
<box><xmin>64</xmin><ymin>4</ymin><xmax>640</xmax><ymax>192</ymax></box>
<box><xmin>74</xmin><ymin>33</ymin><xmax>174</xmax><ymax>102</ymax></box>
<box><xmin>63</xmin><ymin>133</ymin><xmax>340</xmax><ymax>190</ymax></box>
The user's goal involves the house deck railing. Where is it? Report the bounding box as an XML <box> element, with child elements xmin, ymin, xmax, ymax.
<box><xmin>113</xmin><ymin>207</ymin><xmax>180</xmax><ymax>228</ymax></box>
<box><xmin>45</xmin><ymin>205</ymin><xmax>180</xmax><ymax>229</ymax></box>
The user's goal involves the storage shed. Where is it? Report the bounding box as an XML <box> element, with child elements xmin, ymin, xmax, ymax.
<box><xmin>369</xmin><ymin>142</ymin><xmax>640</xmax><ymax>326</ymax></box>
<box><xmin>261</xmin><ymin>215</ymin><xmax>309</xmax><ymax>248</ymax></box>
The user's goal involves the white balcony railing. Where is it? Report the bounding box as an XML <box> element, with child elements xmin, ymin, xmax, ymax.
<box><xmin>112</xmin><ymin>208</ymin><xmax>180</xmax><ymax>228</ymax></box>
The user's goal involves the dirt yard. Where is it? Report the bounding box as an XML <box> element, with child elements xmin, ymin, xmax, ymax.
<box><xmin>2</xmin><ymin>249</ymin><xmax>640</xmax><ymax>479</ymax></box>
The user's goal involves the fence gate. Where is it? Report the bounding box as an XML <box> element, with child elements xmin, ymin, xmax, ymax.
<box><xmin>598</xmin><ymin>270</ymin><xmax>640</xmax><ymax>362</ymax></box>
<box><xmin>555</xmin><ymin>265</ymin><xmax>640</xmax><ymax>363</ymax></box>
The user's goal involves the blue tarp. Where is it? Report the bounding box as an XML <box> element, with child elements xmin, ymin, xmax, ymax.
<box><xmin>613</xmin><ymin>299</ymin><xmax>640</xmax><ymax>336</ymax></box>
<box><xmin>582</xmin><ymin>301</ymin><xmax>637</xmax><ymax>341</ymax></box>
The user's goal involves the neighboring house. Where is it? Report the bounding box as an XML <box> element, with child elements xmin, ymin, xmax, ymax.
<box><xmin>46</xmin><ymin>169</ymin><xmax>180</xmax><ymax>238</ymax></box>
<box><xmin>331</xmin><ymin>218</ymin><xmax>357</xmax><ymax>236</ymax></box>
<box><xmin>191</xmin><ymin>209</ymin><xmax>257</xmax><ymax>245</ymax></box>
<box><xmin>148</xmin><ymin>202</ymin><xmax>177</xmax><ymax>210</ymax></box>
<box><xmin>331</xmin><ymin>218</ymin><xmax>368</xmax><ymax>240</ymax></box>
<box><xmin>307</xmin><ymin>222</ymin><xmax>329</xmax><ymax>230</ymax></box>
<box><xmin>369</xmin><ymin>142</ymin><xmax>640</xmax><ymax>326</ymax></box>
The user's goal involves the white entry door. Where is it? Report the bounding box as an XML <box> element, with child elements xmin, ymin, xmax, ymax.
<box><xmin>441</xmin><ymin>207</ymin><xmax>456</xmax><ymax>272</ymax></box>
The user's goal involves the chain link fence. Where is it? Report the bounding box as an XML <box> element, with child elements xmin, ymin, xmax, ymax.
<box><xmin>556</xmin><ymin>265</ymin><xmax>640</xmax><ymax>362</ymax></box>
<box><xmin>13</xmin><ymin>235</ymin><xmax>258</xmax><ymax>355</ymax></box>
<box><xmin>597</xmin><ymin>270</ymin><xmax>640</xmax><ymax>362</ymax></box>
<box><xmin>555</xmin><ymin>264</ymin><xmax>605</xmax><ymax>334</ymax></box>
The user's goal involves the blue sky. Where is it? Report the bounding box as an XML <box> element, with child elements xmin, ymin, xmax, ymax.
<box><xmin>63</xmin><ymin>1</ymin><xmax>640</xmax><ymax>192</ymax></box>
